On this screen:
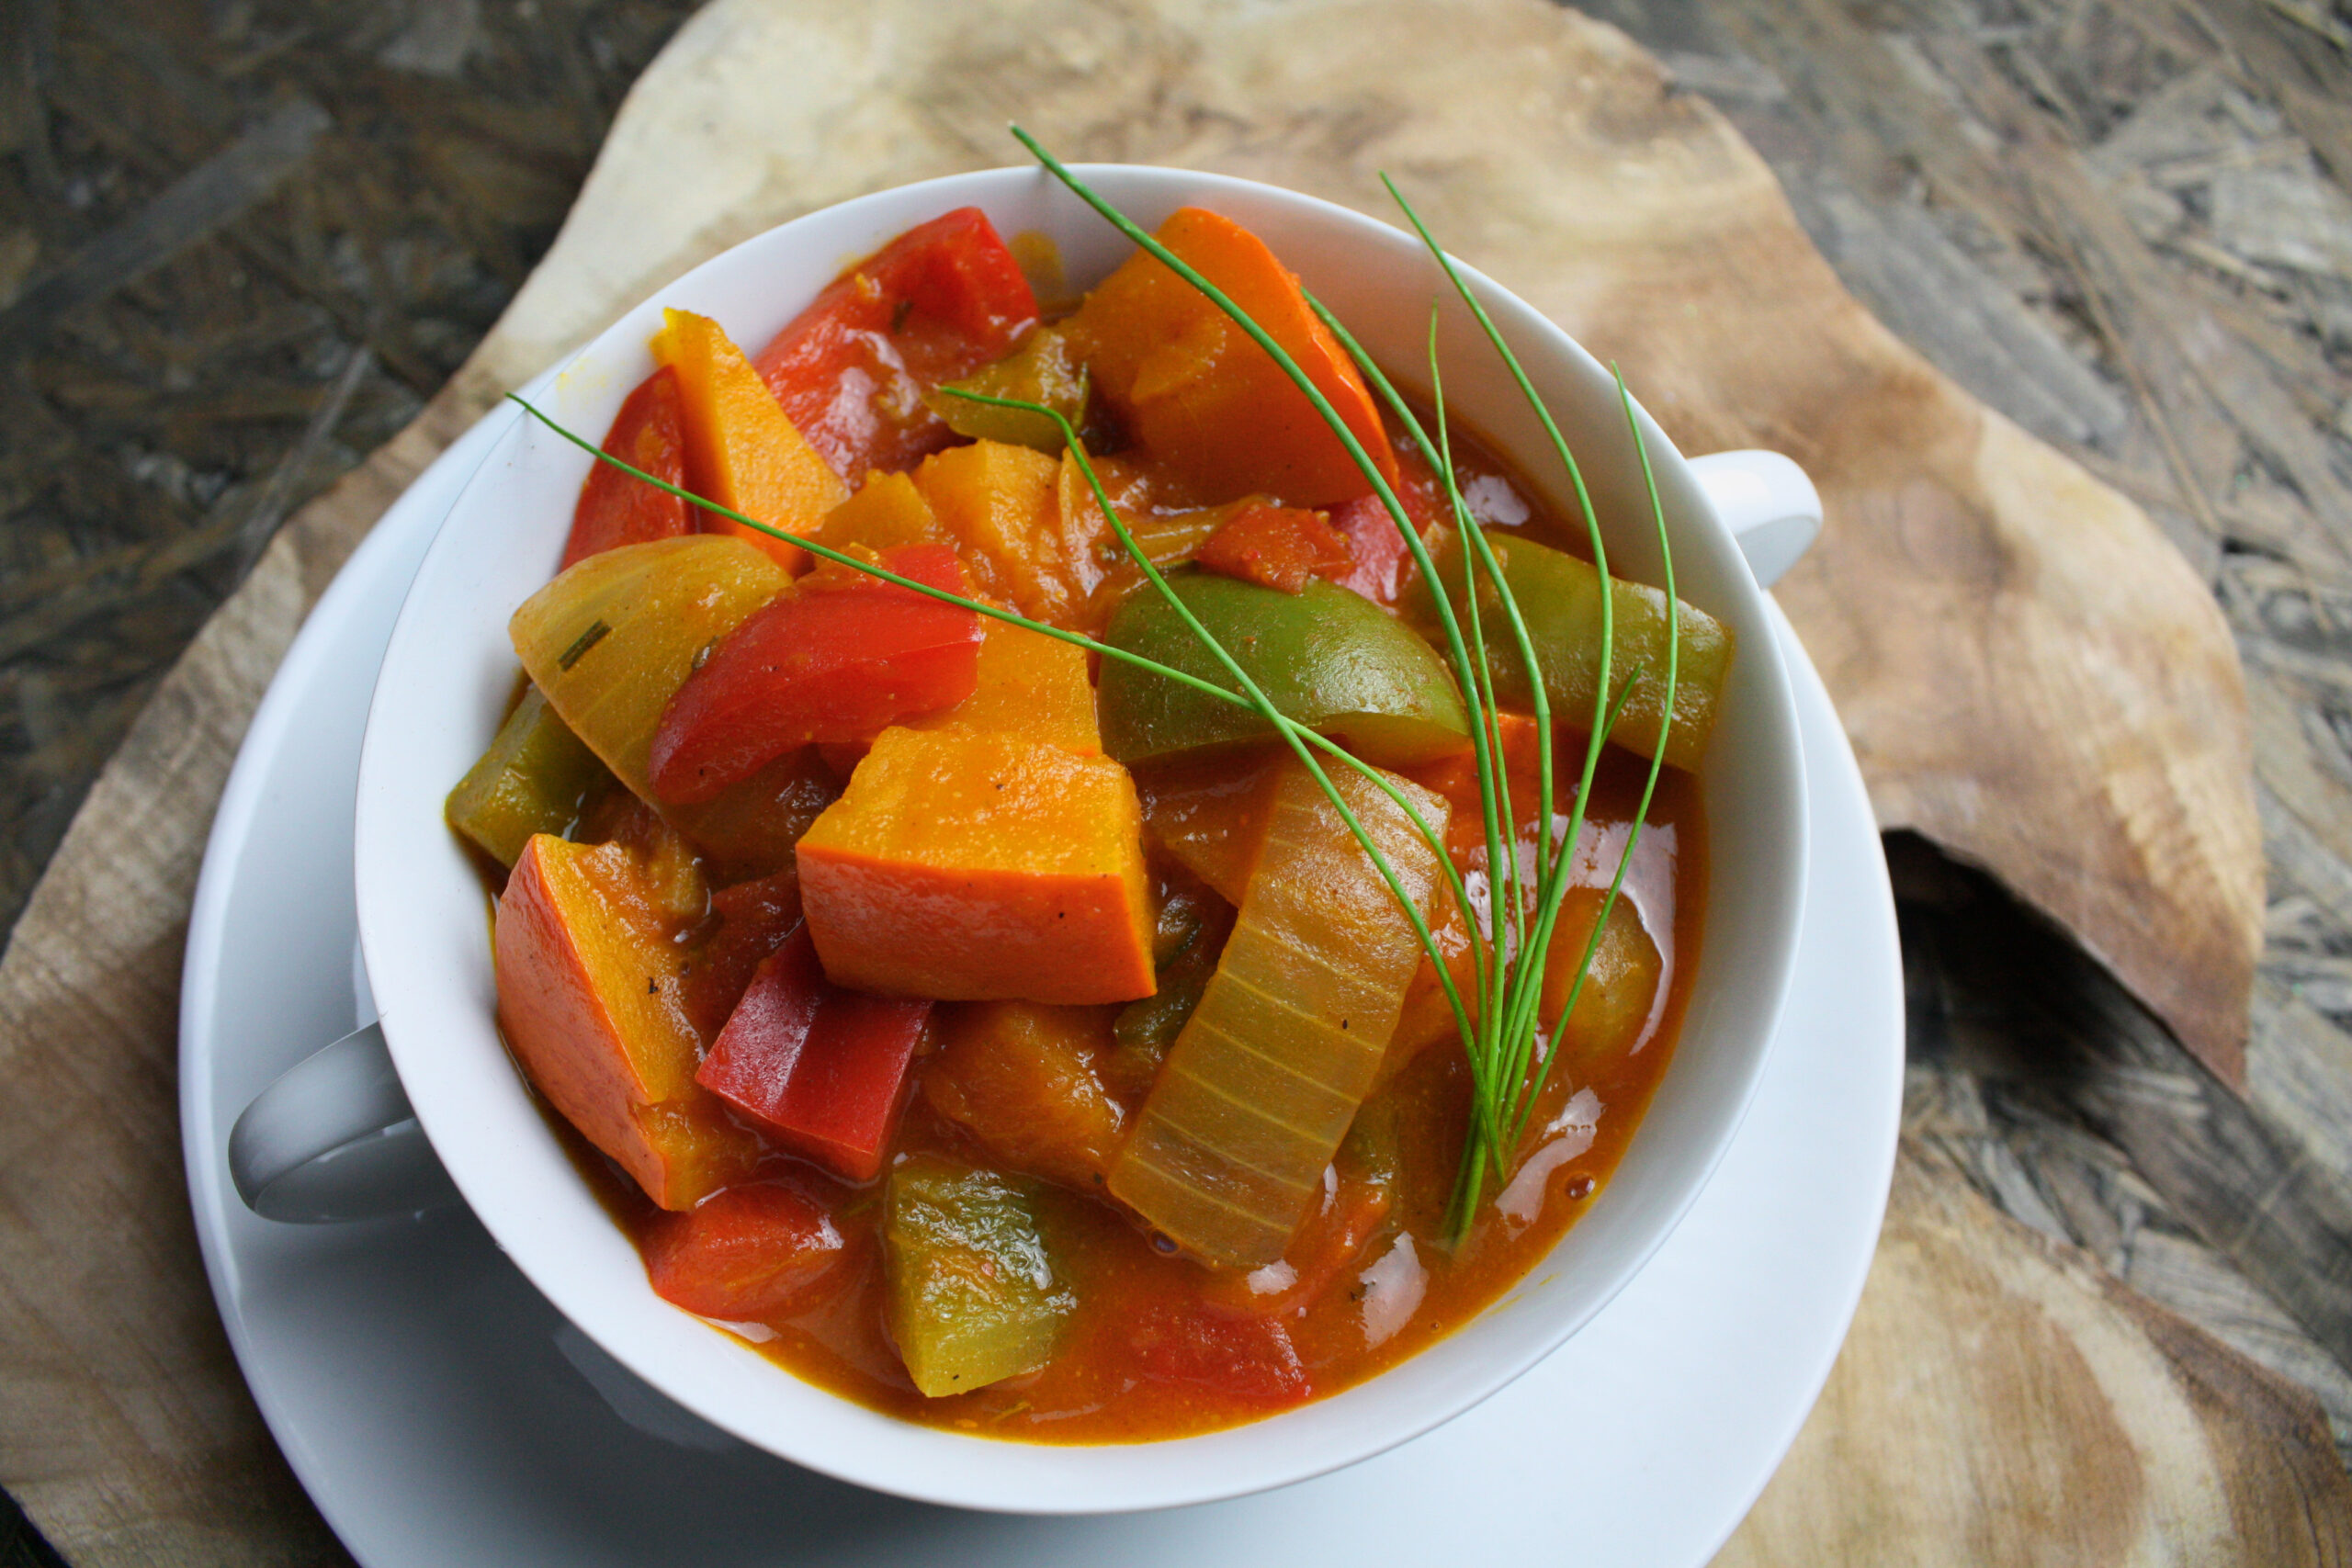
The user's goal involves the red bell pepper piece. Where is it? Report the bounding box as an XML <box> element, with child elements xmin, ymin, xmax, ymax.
<box><xmin>648</xmin><ymin>544</ymin><xmax>981</xmax><ymax>806</ymax></box>
<box><xmin>1127</xmin><ymin>1299</ymin><xmax>1311</xmax><ymax>1406</ymax></box>
<box><xmin>1325</xmin><ymin>441</ymin><xmax>1454</xmax><ymax>604</ymax></box>
<box><xmin>681</xmin><ymin>865</ymin><xmax>804</xmax><ymax>1040</ymax></box>
<box><xmin>752</xmin><ymin>208</ymin><xmax>1039</xmax><ymax>481</ymax></box>
<box><xmin>642</xmin><ymin>1178</ymin><xmax>852</xmax><ymax>1320</ymax></box>
<box><xmin>1193</xmin><ymin>501</ymin><xmax>1354</xmax><ymax>594</ymax></box>
<box><xmin>695</xmin><ymin>927</ymin><xmax>931</xmax><ymax>1182</ymax></box>
<box><xmin>560</xmin><ymin>366</ymin><xmax>691</xmax><ymax>570</ymax></box>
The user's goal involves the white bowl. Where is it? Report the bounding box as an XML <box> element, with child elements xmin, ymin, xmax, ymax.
<box><xmin>353</xmin><ymin>164</ymin><xmax>1809</xmax><ymax>1513</ymax></box>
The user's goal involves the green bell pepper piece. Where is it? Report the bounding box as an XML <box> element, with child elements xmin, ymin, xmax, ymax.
<box><xmin>883</xmin><ymin>1156</ymin><xmax>1075</xmax><ymax>1398</ymax></box>
<box><xmin>930</xmin><ymin>325</ymin><xmax>1089</xmax><ymax>453</ymax></box>
<box><xmin>1097</xmin><ymin>572</ymin><xmax>1470</xmax><ymax>767</ymax></box>
<box><xmin>445</xmin><ymin>686</ymin><xmax>613</xmax><ymax>867</ymax></box>
<box><xmin>1408</xmin><ymin>532</ymin><xmax>1734</xmax><ymax>773</ymax></box>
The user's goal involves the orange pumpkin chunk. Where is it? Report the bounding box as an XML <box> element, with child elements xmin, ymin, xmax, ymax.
<box><xmin>652</xmin><ymin>307</ymin><xmax>847</xmax><ymax>571</ymax></box>
<box><xmin>816</xmin><ymin>469</ymin><xmax>949</xmax><ymax>555</ymax></box>
<box><xmin>911</xmin><ymin>439</ymin><xmax>1107</xmax><ymax>626</ymax></box>
<box><xmin>494</xmin><ymin>831</ymin><xmax>761</xmax><ymax>1211</ymax></box>
<box><xmin>1063</xmin><ymin>207</ymin><xmax>1398</xmax><ymax>508</ymax></box>
<box><xmin>903</xmin><ymin>617</ymin><xmax>1100</xmax><ymax>756</ymax></box>
<box><xmin>923</xmin><ymin>1001</ymin><xmax>1126</xmax><ymax>1191</ymax></box>
<box><xmin>797</xmin><ymin>726</ymin><xmax>1155</xmax><ymax>1005</ymax></box>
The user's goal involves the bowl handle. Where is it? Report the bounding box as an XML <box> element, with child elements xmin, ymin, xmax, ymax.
<box><xmin>1689</xmin><ymin>450</ymin><xmax>1823</xmax><ymax>590</ymax></box>
<box><xmin>227</xmin><ymin>1022</ymin><xmax>459</xmax><ymax>1223</ymax></box>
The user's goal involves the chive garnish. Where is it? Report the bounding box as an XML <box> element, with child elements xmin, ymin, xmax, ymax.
<box><xmin>557</xmin><ymin>617</ymin><xmax>610</xmax><ymax>671</ymax></box>
<box><xmin>507</xmin><ymin>129</ymin><xmax>1679</xmax><ymax>1249</ymax></box>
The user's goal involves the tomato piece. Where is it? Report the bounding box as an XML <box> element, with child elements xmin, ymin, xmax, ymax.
<box><xmin>643</xmin><ymin>1179</ymin><xmax>851</xmax><ymax>1320</ymax></box>
<box><xmin>695</xmin><ymin>926</ymin><xmax>931</xmax><ymax>1182</ymax></box>
<box><xmin>681</xmin><ymin>865</ymin><xmax>804</xmax><ymax>1040</ymax></box>
<box><xmin>1193</xmin><ymin>501</ymin><xmax>1352</xmax><ymax>594</ymax></box>
<box><xmin>561</xmin><ymin>367</ymin><xmax>691</xmax><ymax>570</ymax></box>
<box><xmin>752</xmin><ymin>209</ymin><xmax>1039</xmax><ymax>480</ymax></box>
<box><xmin>1326</xmin><ymin>494</ymin><xmax>1414</xmax><ymax>604</ymax></box>
<box><xmin>1324</xmin><ymin>436</ymin><xmax>1455</xmax><ymax>604</ymax></box>
<box><xmin>1204</xmin><ymin>1163</ymin><xmax>1395</xmax><ymax>1317</ymax></box>
<box><xmin>1397</xmin><ymin>709</ymin><xmax>1544</xmax><ymax>813</ymax></box>
<box><xmin>648</xmin><ymin>544</ymin><xmax>982</xmax><ymax>806</ymax></box>
<box><xmin>1127</xmin><ymin>1300</ymin><xmax>1310</xmax><ymax>1406</ymax></box>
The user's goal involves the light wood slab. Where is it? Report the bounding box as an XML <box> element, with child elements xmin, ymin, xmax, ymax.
<box><xmin>0</xmin><ymin>0</ymin><xmax>2312</xmax><ymax>1562</ymax></box>
<box><xmin>1725</xmin><ymin>1142</ymin><xmax>2352</xmax><ymax>1566</ymax></box>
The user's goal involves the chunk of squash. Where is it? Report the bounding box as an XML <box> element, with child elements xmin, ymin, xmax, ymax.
<box><xmin>796</xmin><ymin>726</ymin><xmax>1155</xmax><ymax>1005</ymax></box>
<box><xmin>902</xmin><ymin>617</ymin><xmax>1100</xmax><ymax>756</ymax></box>
<box><xmin>494</xmin><ymin>831</ymin><xmax>761</xmax><ymax>1211</ymax></box>
<box><xmin>1061</xmin><ymin>207</ymin><xmax>1397</xmax><ymax>508</ymax></box>
<box><xmin>652</xmin><ymin>307</ymin><xmax>846</xmax><ymax>571</ymax></box>
<box><xmin>910</xmin><ymin>439</ymin><xmax>1106</xmax><ymax>627</ymax></box>
<box><xmin>923</xmin><ymin>1001</ymin><xmax>1125</xmax><ymax>1191</ymax></box>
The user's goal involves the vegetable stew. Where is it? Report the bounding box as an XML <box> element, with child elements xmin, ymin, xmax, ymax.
<box><xmin>454</xmin><ymin>200</ymin><xmax>1725</xmax><ymax>1442</ymax></box>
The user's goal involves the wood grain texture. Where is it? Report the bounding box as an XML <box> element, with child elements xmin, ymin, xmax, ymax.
<box><xmin>0</xmin><ymin>397</ymin><xmax>473</xmax><ymax>1566</ymax></box>
<box><xmin>1722</xmin><ymin>1141</ymin><xmax>2352</xmax><ymax>1566</ymax></box>
<box><xmin>0</xmin><ymin>0</ymin><xmax>2308</xmax><ymax>1561</ymax></box>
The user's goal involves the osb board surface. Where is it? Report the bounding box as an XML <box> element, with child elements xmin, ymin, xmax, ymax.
<box><xmin>0</xmin><ymin>0</ymin><xmax>2345</xmax><ymax>1562</ymax></box>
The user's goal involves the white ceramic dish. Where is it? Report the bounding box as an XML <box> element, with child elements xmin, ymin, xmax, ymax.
<box><xmin>180</xmin><ymin>403</ymin><xmax>1898</xmax><ymax>1563</ymax></box>
<box><xmin>340</xmin><ymin>164</ymin><xmax>1811</xmax><ymax>1511</ymax></box>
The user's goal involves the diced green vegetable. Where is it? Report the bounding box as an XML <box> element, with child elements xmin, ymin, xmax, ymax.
<box><xmin>931</xmin><ymin>326</ymin><xmax>1089</xmax><ymax>453</ymax></box>
<box><xmin>1108</xmin><ymin>759</ymin><xmax>1448</xmax><ymax>1268</ymax></box>
<box><xmin>1097</xmin><ymin>572</ymin><xmax>1470</xmax><ymax>768</ymax></box>
<box><xmin>445</xmin><ymin>686</ymin><xmax>613</xmax><ymax>867</ymax></box>
<box><xmin>1408</xmin><ymin>532</ymin><xmax>1733</xmax><ymax>773</ymax></box>
<box><xmin>883</xmin><ymin>1156</ymin><xmax>1075</xmax><ymax>1397</ymax></box>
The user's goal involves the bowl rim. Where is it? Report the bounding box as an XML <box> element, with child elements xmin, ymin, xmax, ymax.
<box><xmin>353</xmin><ymin>161</ymin><xmax>1809</xmax><ymax>1513</ymax></box>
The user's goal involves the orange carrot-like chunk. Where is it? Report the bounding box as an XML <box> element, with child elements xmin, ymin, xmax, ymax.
<box><xmin>1064</xmin><ymin>207</ymin><xmax>1398</xmax><ymax>508</ymax></box>
<box><xmin>797</xmin><ymin>727</ymin><xmax>1155</xmax><ymax>1005</ymax></box>
<box><xmin>817</xmin><ymin>469</ymin><xmax>950</xmax><ymax>555</ymax></box>
<box><xmin>653</xmin><ymin>307</ymin><xmax>847</xmax><ymax>571</ymax></box>
<box><xmin>495</xmin><ymin>832</ymin><xmax>761</xmax><ymax>1211</ymax></box>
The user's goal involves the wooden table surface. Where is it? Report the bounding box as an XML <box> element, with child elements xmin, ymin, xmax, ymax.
<box><xmin>1</xmin><ymin>0</ymin><xmax>2349</xmax><ymax>1562</ymax></box>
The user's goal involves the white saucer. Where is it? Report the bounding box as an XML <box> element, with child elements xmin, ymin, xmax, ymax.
<box><xmin>180</xmin><ymin>407</ymin><xmax>1902</xmax><ymax>1568</ymax></box>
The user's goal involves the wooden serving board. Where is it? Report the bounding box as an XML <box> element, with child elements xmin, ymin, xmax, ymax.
<box><xmin>0</xmin><ymin>0</ymin><xmax>2335</xmax><ymax>1562</ymax></box>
